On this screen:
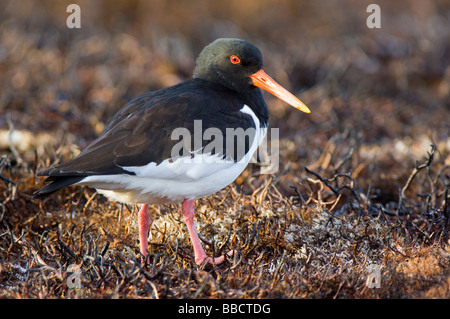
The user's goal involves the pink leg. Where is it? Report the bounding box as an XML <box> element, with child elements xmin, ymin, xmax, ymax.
<box><xmin>138</xmin><ymin>204</ymin><xmax>151</xmax><ymax>263</ymax></box>
<box><xmin>181</xmin><ymin>199</ymin><xmax>234</xmax><ymax>266</ymax></box>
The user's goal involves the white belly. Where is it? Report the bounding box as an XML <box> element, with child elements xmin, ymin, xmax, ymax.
<box><xmin>78</xmin><ymin>157</ymin><xmax>249</xmax><ymax>204</ymax></box>
<box><xmin>76</xmin><ymin>105</ymin><xmax>268</xmax><ymax>204</ymax></box>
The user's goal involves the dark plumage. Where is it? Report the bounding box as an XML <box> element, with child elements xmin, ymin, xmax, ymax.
<box><xmin>34</xmin><ymin>38</ymin><xmax>310</xmax><ymax>265</ymax></box>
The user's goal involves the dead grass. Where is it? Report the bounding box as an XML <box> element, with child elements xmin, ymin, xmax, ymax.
<box><xmin>1</xmin><ymin>0</ymin><xmax>449</xmax><ymax>299</ymax></box>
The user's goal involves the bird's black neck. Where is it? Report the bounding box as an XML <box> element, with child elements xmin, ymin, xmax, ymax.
<box><xmin>193</xmin><ymin>78</ymin><xmax>269</xmax><ymax>128</ymax></box>
<box><xmin>242</xmin><ymin>86</ymin><xmax>269</xmax><ymax>127</ymax></box>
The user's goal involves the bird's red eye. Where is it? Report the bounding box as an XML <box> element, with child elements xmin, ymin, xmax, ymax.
<box><xmin>230</xmin><ymin>55</ymin><xmax>240</xmax><ymax>64</ymax></box>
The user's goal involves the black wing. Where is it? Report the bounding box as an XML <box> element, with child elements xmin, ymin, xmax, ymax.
<box><xmin>33</xmin><ymin>79</ymin><xmax>256</xmax><ymax>197</ymax></box>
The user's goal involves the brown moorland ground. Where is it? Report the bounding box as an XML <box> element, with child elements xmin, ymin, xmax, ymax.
<box><xmin>0</xmin><ymin>0</ymin><xmax>449</xmax><ymax>299</ymax></box>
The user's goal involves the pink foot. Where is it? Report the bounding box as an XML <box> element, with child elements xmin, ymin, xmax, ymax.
<box><xmin>198</xmin><ymin>250</ymin><xmax>236</xmax><ymax>266</ymax></box>
<box><xmin>181</xmin><ymin>199</ymin><xmax>234</xmax><ymax>266</ymax></box>
<box><xmin>138</xmin><ymin>204</ymin><xmax>152</xmax><ymax>264</ymax></box>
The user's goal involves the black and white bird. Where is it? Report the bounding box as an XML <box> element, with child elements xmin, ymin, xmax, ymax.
<box><xmin>33</xmin><ymin>38</ymin><xmax>310</xmax><ymax>265</ymax></box>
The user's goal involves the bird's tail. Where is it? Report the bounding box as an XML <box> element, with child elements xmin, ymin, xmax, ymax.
<box><xmin>32</xmin><ymin>176</ymin><xmax>85</xmax><ymax>199</ymax></box>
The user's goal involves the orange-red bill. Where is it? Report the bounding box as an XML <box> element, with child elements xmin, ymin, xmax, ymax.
<box><xmin>249</xmin><ymin>69</ymin><xmax>310</xmax><ymax>113</ymax></box>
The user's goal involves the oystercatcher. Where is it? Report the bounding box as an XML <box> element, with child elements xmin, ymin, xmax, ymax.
<box><xmin>33</xmin><ymin>38</ymin><xmax>310</xmax><ymax>265</ymax></box>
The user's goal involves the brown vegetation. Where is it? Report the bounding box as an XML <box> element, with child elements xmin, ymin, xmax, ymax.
<box><xmin>1</xmin><ymin>0</ymin><xmax>449</xmax><ymax>298</ymax></box>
